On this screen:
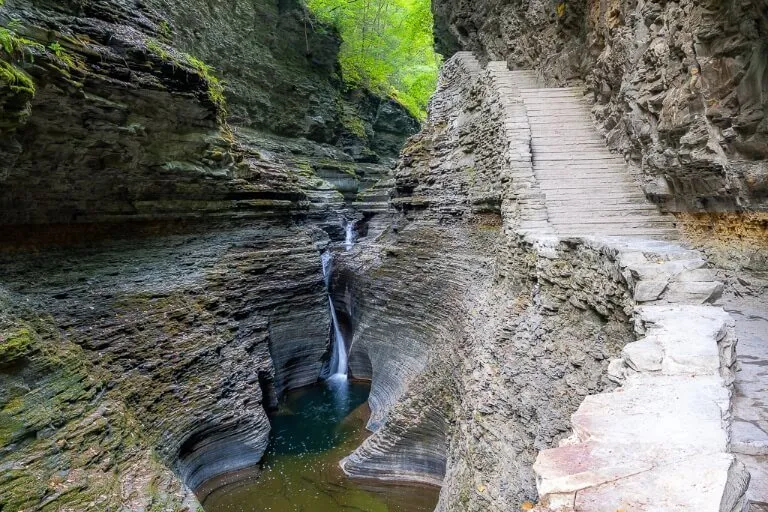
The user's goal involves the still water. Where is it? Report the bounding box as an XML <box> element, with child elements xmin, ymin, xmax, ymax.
<box><xmin>203</xmin><ymin>379</ymin><xmax>440</xmax><ymax>512</ymax></box>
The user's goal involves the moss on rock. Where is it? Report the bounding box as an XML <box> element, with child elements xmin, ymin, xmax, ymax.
<box><xmin>0</xmin><ymin>326</ymin><xmax>32</xmax><ymax>363</ymax></box>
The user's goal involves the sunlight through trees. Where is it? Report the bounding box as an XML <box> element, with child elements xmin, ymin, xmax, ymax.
<box><xmin>307</xmin><ymin>0</ymin><xmax>441</xmax><ymax>119</ymax></box>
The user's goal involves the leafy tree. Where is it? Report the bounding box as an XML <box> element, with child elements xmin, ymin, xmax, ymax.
<box><xmin>307</xmin><ymin>0</ymin><xmax>441</xmax><ymax>119</ymax></box>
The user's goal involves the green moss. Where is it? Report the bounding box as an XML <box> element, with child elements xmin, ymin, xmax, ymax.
<box><xmin>0</xmin><ymin>26</ymin><xmax>43</xmax><ymax>58</ymax></box>
<box><xmin>158</xmin><ymin>20</ymin><xmax>172</xmax><ymax>39</ymax></box>
<box><xmin>48</xmin><ymin>41</ymin><xmax>77</xmax><ymax>69</ymax></box>
<box><xmin>146</xmin><ymin>37</ymin><xmax>170</xmax><ymax>61</ymax></box>
<box><xmin>340</xmin><ymin>104</ymin><xmax>368</xmax><ymax>140</ymax></box>
<box><xmin>0</xmin><ymin>327</ymin><xmax>33</xmax><ymax>363</ymax></box>
<box><xmin>185</xmin><ymin>54</ymin><xmax>226</xmax><ymax>115</ymax></box>
<box><xmin>144</xmin><ymin>38</ymin><xmax>227</xmax><ymax>119</ymax></box>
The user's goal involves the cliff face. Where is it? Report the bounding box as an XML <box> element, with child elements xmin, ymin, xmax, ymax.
<box><xmin>0</xmin><ymin>0</ymin><xmax>417</xmax><ymax>509</ymax></box>
<box><xmin>334</xmin><ymin>51</ymin><xmax>746</xmax><ymax>511</ymax></box>
<box><xmin>334</xmin><ymin>56</ymin><xmax>638</xmax><ymax>509</ymax></box>
<box><xmin>432</xmin><ymin>0</ymin><xmax>768</xmax><ymax>212</ymax></box>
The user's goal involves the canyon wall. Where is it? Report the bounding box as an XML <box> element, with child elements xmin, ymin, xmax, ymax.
<box><xmin>432</xmin><ymin>0</ymin><xmax>768</xmax><ymax>212</ymax></box>
<box><xmin>0</xmin><ymin>0</ymin><xmax>416</xmax><ymax>508</ymax></box>
<box><xmin>336</xmin><ymin>56</ymin><xmax>638</xmax><ymax>509</ymax></box>
<box><xmin>336</xmin><ymin>51</ymin><xmax>746</xmax><ymax>510</ymax></box>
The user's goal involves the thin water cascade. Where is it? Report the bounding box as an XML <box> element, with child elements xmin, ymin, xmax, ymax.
<box><xmin>320</xmin><ymin>227</ymin><xmax>352</xmax><ymax>381</ymax></box>
<box><xmin>344</xmin><ymin>220</ymin><xmax>356</xmax><ymax>251</ymax></box>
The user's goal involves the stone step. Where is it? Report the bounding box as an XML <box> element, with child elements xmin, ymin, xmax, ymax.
<box><xmin>534</xmin><ymin>153</ymin><xmax>623</xmax><ymax>161</ymax></box>
<box><xmin>555</xmin><ymin>228</ymin><xmax>680</xmax><ymax>239</ymax></box>
<box><xmin>528</xmin><ymin>115</ymin><xmax>595</xmax><ymax>122</ymax></box>
<box><xmin>549</xmin><ymin>216</ymin><xmax>674</xmax><ymax>226</ymax></box>
<box><xmin>535</xmin><ymin>174</ymin><xmax>634</xmax><ymax>182</ymax></box>
<box><xmin>531</xmin><ymin>141</ymin><xmax>607</xmax><ymax>148</ymax></box>
<box><xmin>536</xmin><ymin>177</ymin><xmax>639</xmax><ymax>186</ymax></box>
<box><xmin>539</xmin><ymin>187</ymin><xmax>642</xmax><ymax>197</ymax></box>
<box><xmin>545</xmin><ymin>199</ymin><xmax>652</xmax><ymax>208</ymax></box>
<box><xmin>530</xmin><ymin>133</ymin><xmax>604</xmax><ymax>141</ymax></box>
<box><xmin>521</xmin><ymin>97</ymin><xmax>590</xmax><ymax>104</ymax></box>
<box><xmin>546</xmin><ymin>207</ymin><xmax>663</xmax><ymax>218</ymax></box>
<box><xmin>533</xmin><ymin>162</ymin><xmax>628</xmax><ymax>169</ymax></box>
<box><xmin>520</xmin><ymin>87</ymin><xmax>584</xmax><ymax>93</ymax></box>
<box><xmin>543</xmin><ymin>193</ymin><xmax>648</xmax><ymax>202</ymax></box>
<box><xmin>533</xmin><ymin>155</ymin><xmax>625</xmax><ymax>162</ymax></box>
<box><xmin>524</xmin><ymin>105</ymin><xmax>589</xmax><ymax>112</ymax></box>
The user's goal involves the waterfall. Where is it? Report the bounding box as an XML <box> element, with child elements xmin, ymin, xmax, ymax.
<box><xmin>344</xmin><ymin>221</ymin><xmax>356</xmax><ymax>251</ymax></box>
<box><xmin>321</xmin><ymin>250</ymin><xmax>348</xmax><ymax>379</ymax></box>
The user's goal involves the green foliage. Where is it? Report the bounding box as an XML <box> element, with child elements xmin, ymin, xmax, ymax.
<box><xmin>48</xmin><ymin>40</ymin><xmax>76</xmax><ymax>68</ymax></box>
<box><xmin>158</xmin><ymin>20</ymin><xmax>172</xmax><ymax>38</ymax></box>
<box><xmin>307</xmin><ymin>0</ymin><xmax>440</xmax><ymax>119</ymax></box>
<box><xmin>0</xmin><ymin>59</ymin><xmax>34</xmax><ymax>94</ymax></box>
<box><xmin>146</xmin><ymin>37</ymin><xmax>170</xmax><ymax>61</ymax></box>
<box><xmin>341</xmin><ymin>105</ymin><xmax>367</xmax><ymax>139</ymax></box>
<box><xmin>0</xmin><ymin>25</ymin><xmax>44</xmax><ymax>58</ymax></box>
<box><xmin>145</xmin><ymin>38</ymin><xmax>227</xmax><ymax>118</ymax></box>
<box><xmin>185</xmin><ymin>54</ymin><xmax>226</xmax><ymax>114</ymax></box>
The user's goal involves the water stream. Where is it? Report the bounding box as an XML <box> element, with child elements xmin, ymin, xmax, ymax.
<box><xmin>204</xmin><ymin>221</ymin><xmax>433</xmax><ymax>511</ymax></box>
<box><xmin>203</xmin><ymin>381</ymin><xmax>439</xmax><ymax>511</ymax></box>
<box><xmin>321</xmin><ymin>247</ymin><xmax>348</xmax><ymax>378</ymax></box>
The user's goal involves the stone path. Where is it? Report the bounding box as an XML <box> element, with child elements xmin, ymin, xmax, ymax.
<box><xmin>528</xmin><ymin>239</ymin><xmax>748</xmax><ymax>511</ymax></box>
<box><xmin>447</xmin><ymin>53</ymin><xmax>753</xmax><ymax>511</ymax></box>
<box><xmin>485</xmin><ymin>61</ymin><xmax>678</xmax><ymax>239</ymax></box>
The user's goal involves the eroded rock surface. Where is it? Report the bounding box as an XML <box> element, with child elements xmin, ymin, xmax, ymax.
<box><xmin>0</xmin><ymin>0</ymin><xmax>417</xmax><ymax>508</ymax></box>
<box><xmin>432</xmin><ymin>0</ymin><xmax>768</xmax><ymax>211</ymax></box>
<box><xmin>335</xmin><ymin>52</ymin><xmax>749</xmax><ymax>512</ymax></box>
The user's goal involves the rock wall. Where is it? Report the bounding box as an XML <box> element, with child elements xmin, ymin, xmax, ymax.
<box><xmin>0</xmin><ymin>0</ymin><xmax>418</xmax><ymax>509</ymax></box>
<box><xmin>334</xmin><ymin>55</ymin><xmax>641</xmax><ymax>509</ymax></box>
<box><xmin>431</xmin><ymin>0</ymin><xmax>768</xmax><ymax>212</ymax></box>
<box><xmin>336</xmin><ymin>51</ymin><xmax>747</xmax><ymax>511</ymax></box>
<box><xmin>0</xmin><ymin>223</ymin><xmax>330</xmax><ymax>508</ymax></box>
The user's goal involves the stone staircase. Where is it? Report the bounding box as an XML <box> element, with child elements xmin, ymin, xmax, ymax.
<box><xmin>461</xmin><ymin>55</ymin><xmax>748</xmax><ymax>511</ymax></box>
<box><xmin>486</xmin><ymin>62</ymin><xmax>678</xmax><ymax>239</ymax></box>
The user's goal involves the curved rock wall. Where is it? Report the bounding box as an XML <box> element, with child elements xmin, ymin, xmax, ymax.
<box><xmin>0</xmin><ymin>222</ymin><xmax>330</xmax><ymax>507</ymax></box>
<box><xmin>335</xmin><ymin>55</ymin><xmax>643</xmax><ymax>509</ymax></box>
<box><xmin>338</xmin><ymin>51</ymin><xmax>748</xmax><ymax>511</ymax></box>
<box><xmin>0</xmin><ymin>0</ymin><xmax>417</xmax><ymax>508</ymax></box>
<box><xmin>431</xmin><ymin>0</ymin><xmax>768</xmax><ymax>211</ymax></box>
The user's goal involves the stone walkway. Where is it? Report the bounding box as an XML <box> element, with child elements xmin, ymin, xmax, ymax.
<box><xmin>451</xmin><ymin>53</ymin><xmax>753</xmax><ymax>511</ymax></box>
<box><xmin>485</xmin><ymin>61</ymin><xmax>678</xmax><ymax>239</ymax></box>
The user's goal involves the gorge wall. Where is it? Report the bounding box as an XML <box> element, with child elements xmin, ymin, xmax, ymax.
<box><xmin>1</xmin><ymin>0</ymin><xmax>764</xmax><ymax>511</ymax></box>
<box><xmin>334</xmin><ymin>50</ymin><xmax>749</xmax><ymax>510</ymax></box>
<box><xmin>334</xmin><ymin>56</ymin><xmax>640</xmax><ymax>508</ymax></box>
<box><xmin>432</xmin><ymin>0</ymin><xmax>768</xmax><ymax>213</ymax></box>
<box><xmin>0</xmin><ymin>0</ymin><xmax>417</xmax><ymax>509</ymax></box>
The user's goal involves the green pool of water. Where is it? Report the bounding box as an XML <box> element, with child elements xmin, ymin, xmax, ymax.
<box><xmin>203</xmin><ymin>379</ymin><xmax>440</xmax><ymax>512</ymax></box>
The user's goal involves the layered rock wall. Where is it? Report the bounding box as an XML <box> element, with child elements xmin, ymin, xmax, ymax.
<box><xmin>335</xmin><ymin>55</ymin><xmax>637</xmax><ymax>508</ymax></box>
<box><xmin>432</xmin><ymin>0</ymin><xmax>768</xmax><ymax>212</ymax></box>
<box><xmin>0</xmin><ymin>0</ymin><xmax>417</xmax><ymax>508</ymax></box>
<box><xmin>336</xmin><ymin>52</ymin><xmax>747</xmax><ymax>511</ymax></box>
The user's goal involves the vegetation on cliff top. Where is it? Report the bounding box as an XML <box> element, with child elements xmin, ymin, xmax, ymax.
<box><xmin>306</xmin><ymin>0</ymin><xmax>440</xmax><ymax>119</ymax></box>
